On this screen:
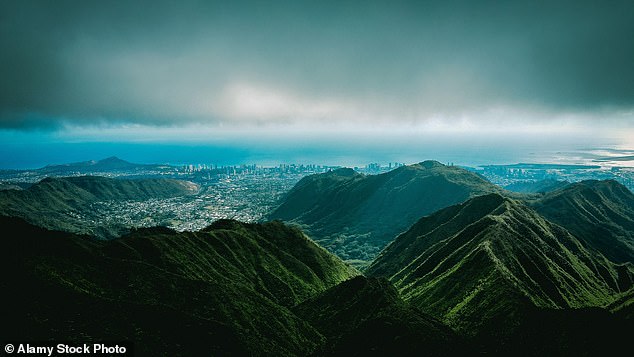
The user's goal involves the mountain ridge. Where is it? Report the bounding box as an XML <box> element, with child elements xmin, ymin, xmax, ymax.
<box><xmin>530</xmin><ymin>179</ymin><xmax>634</xmax><ymax>264</ymax></box>
<box><xmin>3</xmin><ymin>216</ymin><xmax>358</xmax><ymax>356</ymax></box>
<box><xmin>367</xmin><ymin>193</ymin><xmax>633</xmax><ymax>336</ymax></box>
<box><xmin>293</xmin><ymin>275</ymin><xmax>464</xmax><ymax>356</ymax></box>
<box><xmin>37</xmin><ymin>156</ymin><xmax>163</xmax><ymax>173</ymax></box>
<box><xmin>269</xmin><ymin>161</ymin><xmax>500</xmax><ymax>263</ymax></box>
<box><xmin>0</xmin><ymin>175</ymin><xmax>198</xmax><ymax>236</ymax></box>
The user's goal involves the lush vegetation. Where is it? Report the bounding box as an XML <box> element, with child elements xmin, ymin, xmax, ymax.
<box><xmin>367</xmin><ymin>186</ymin><xmax>634</xmax><ymax>353</ymax></box>
<box><xmin>530</xmin><ymin>179</ymin><xmax>634</xmax><ymax>263</ymax></box>
<box><xmin>3</xmin><ymin>217</ymin><xmax>359</xmax><ymax>356</ymax></box>
<box><xmin>294</xmin><ymin>275</ymin><xmax>465</xmax><ymax>356</ymax></box>
<box><xmin>0</xmin><ymin>176</ymin><xmax>198</xmax><ymax>236</ymax></box>
<box><xmin>5</xmin><ymin>170</ymin><xmax>634</xmax><ymax>356</ymax></box>
<box><xmin>269</xmin><ymin>161</ymin><xmax>500</xmax><ymax>264</ymax></box>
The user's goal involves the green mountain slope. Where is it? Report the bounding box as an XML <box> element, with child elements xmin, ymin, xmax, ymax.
<box><xmin>367</xmin><ymin>194</ymin><xmax>634</xmax><ymax>336</ymax></box>
<box><xmin>0</xmin><ymin>175</ymin><xmax>198</xmax><ymax>235</ymax></box>
<box><xmin>2</xmin><ymin>217</ymin><xmax>358</xmax><ymax>356</ymax></box>
<box><xmin>531</xmin><ymin>179</ymin><xmax>634</xmax><ymax>264</ymax></box>
<box><xmin>269</xmin><ymin>161</ymin><xmax>499</xmax><ymax>263</ymax></box>
<box><xmin>608</xmin><ymin>288</ymin><xmax>634</xmax><ymax>319</ymax></box>
<box><xmin>504</xmin><ymin>179</ymin><xmax>569</xmax><ymax>193</ymax></box>
<box><xmin>36</xmin><ymin>156</ymin><xmax>163</xmax><ymax>174</ymax></box>
<box><xmin>293</xmin><ymin>276</ymin><xmax>464</xmax><ymax>356</ymax></box>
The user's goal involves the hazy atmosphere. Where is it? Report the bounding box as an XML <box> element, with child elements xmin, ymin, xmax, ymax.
<box><xmin>1</xmin><ymin>0</ymin><xmax>633</xmax><ymax>167</ymax></box>
<box><xmin>4</xmin><ymin>3</ymin><xmax>634</xmax><ymax>355</ymax></box>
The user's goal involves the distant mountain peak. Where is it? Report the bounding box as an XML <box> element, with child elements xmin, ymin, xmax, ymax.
<box><xmin>97</xmin><ymin>156</ymin><xmax>128</xmax><ymax>164</ymax></box>
<box><xmin>573</xmin><ymin>179</ymin><xmax>623</xmax><ymax>190</ymax></box>
<box><xmin>269</xmin><ymin>159</ymin><xmax>499</xmax><ymax>262</ymax></box>
<box><xmin>38</xmin><ymin>156</ymin><xmax>138</xmax><ymax>172</ymax></box>
<box><xmin>416</xmin><ymin>160</ymin><xmax>445</xmax><ymax>169</ymax></box>
<box><xmin>540</xmin><ymin>179</ymin><xmax>633</xmax><ymax>203</ymax></box>
<box><xmin>327</xmin><ymin>167</ymin><xmax>359</xmax><ymax>177</ymax></box>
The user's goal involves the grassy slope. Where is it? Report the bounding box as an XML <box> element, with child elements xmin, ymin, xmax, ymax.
<box><xmin>0</xmin><ymin>176</ymin><xmax>198</xmax><ymax>235</ymax></box>
<box><xmin>2</xmin><ymin>217</ymin><xmax>358</xmax><ymax>356</ymax></box>
<box><xmin>367</xmin><ymin>194</ymin><xmax>633</xmax><ymax>337</ymax></box>
<box><xmin>608</xmin><ymin>287</ymin><xmax>634</xmax><ymax>319</ymax></box>
<box><xmin>531</xmin><ymin>179</ymin><xmax>634</xmax><ymax>264</ymax></box>
<box><xmin>293</xmin><ymin>276</ymin><xmax>464</xmax><ymax>357</ymax></box>
<box><xmin>270</xmin><ymin>161</ymin><xmax>499</xmax><ymax>262</ymax></box>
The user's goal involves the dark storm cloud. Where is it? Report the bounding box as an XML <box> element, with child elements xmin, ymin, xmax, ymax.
<box><xmin>0</xmin><ymin>0</ymin><xmax>633</xmax><ymax>128</ymax></box>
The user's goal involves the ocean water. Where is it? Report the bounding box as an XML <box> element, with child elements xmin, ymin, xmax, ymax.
<box><xmin>0</xmin><ymin>129</ymin><xmax>627</xmax><ymax>169</ymax></box>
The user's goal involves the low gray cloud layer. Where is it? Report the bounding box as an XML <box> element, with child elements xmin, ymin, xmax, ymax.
<box><xmin>1</xmin><ymin>0</ymin><xmax>633</xmax><ymax>129</ymax></box>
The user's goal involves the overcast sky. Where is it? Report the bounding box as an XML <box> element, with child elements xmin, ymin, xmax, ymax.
<box><xmin>1</xmin><ymin>0</ymin><xmax>633</xmax><ymax>159</ymax></box>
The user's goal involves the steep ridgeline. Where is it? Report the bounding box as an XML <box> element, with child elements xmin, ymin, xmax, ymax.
<box><xmin>293</xmin><ymin>276</ymin><xmax>465</xmax><ymax>356</ymax></box>
<box><xmin>2</xmin><ymin>217</ymin><xmax>358</xmax><ymax>356</ymax></box>
<box><xmin>609</xmin><ymin>287</ymin><xmax>634</xmax><ymax>319</ymax></box>
<box><xmin>269</xmin><ymin>161</ymin><xmax>499</xmax><ymax>263</ymax></box>
<box><xmin>367</xmin><ymin>194</ymin><xmax>634</xmax><ymax>350</ymax></box>
<box><xmin>0</xmin><ymin>175</ymin><xmax>198</xmax><ymax>236</ymax></box>
<box><xmin>530</xmin><ymin>180</ymin><xmax>634</xmax><ymax>264</ymax></box>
